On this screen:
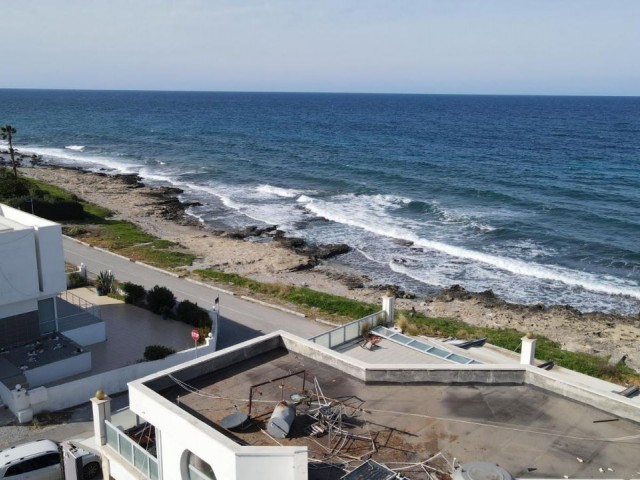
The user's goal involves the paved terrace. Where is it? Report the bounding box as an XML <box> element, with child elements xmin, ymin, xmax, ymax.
<box><xmin>45</xmin><ymin>288</ymin><xmax>200</xmax><ymax>386</ymax></box>
<box><xmin>157</xmin><ymin>346</ymin><xmax>640</xmax><ymax>479</ymax></box>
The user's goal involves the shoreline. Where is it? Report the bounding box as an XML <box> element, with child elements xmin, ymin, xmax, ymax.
<box><xmin>19</xmin><ymin>164</ymin><xmax>640</xmax><ymax>371</ymax></box>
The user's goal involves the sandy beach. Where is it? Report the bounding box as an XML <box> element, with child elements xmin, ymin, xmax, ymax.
<box><xmin>20</xmin><ymin>165</ymin><xmax>640</xmax><ymax>371</ymax></box>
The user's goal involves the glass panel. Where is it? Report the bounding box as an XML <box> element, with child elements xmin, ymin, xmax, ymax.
<box><xmin>315</xmin><ymin>335</ymin><xmax>330</xmax><ymax>348</ymax></box>
<box><xmin>329</xmin><ymin>329</ymin><xmax>344</xmax><ymax>347</ymax></box>
<box><xmin>447</xmin><ymin>354</ymin><xmax>471</xmax><ymax>364</ymax></box>
<box><xmin>119</xmin><ymin>436</ymin><xmax>134</xmax><ymax>463</ymax></box>
<box><xmin>391</xmin><ymin>334</ymin><xmax>413</xmax><ymax>345</ymax></box>
<box><xmin>106</xmin><ymin>423</ymin><xmax>118</xmax><ymax>450</ymax></box>
<box><xmin>38</xmin><ymin>298</ymin><xmax>56</xmax><ymax>334</ymax></box>
<box><xmin>149</xmin><ymin>459</ymin><xmax>159</xmax><ymax>480</ymax></box>
<box><xmin>345</xmin><ymin>322</ymin><xmax>359</xmax><ymax>341</ymax></box>
<box><xmin>133</xmin><ymin>447</ymin><xmax>149</xmax><ymax>472</ymax></box>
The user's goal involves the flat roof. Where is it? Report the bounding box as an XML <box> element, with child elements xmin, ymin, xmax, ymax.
<box><xmin>156</xmin><ymin>347</ymin><xmax>639</xmax><ymax>479</ymax></box>
<box><xmin>0</xmin><ymin>216</ymin><xmax>28</xmax><ymax>232</ymax></box>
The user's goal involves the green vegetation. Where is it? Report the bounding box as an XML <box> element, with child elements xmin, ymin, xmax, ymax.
<box><xmin>176</xmin><ymin>300</ymin><xmax>212</xmax><ymax>328</ymax></box>
<box><xmin>67</xmin><ymin>271</ymin><xmax>88</xmax><ymax>289</ymax></box>
<box><xmin>143</xmin><ymin>345</ymin><xmax>176</xmax><ymax>361</ymax></box>
<box><xmin>194</xmin><ymin>269</ymin><xmax>379</xmax><ymax>321</ymax></box>
<box><xmin>1</xmin><ymin>124</ymin><xmax>18</xmax><ymax>177</ymax></box>
<box><xmin>146</xmin><ymin>285</ymin><xmax>177</xmax><ymax>315</ymax></box>
<box><xmin>95</xmin><ymin>270</ymin><xmax>115</xmax><ymax>295</ymax></box>
<box><xmin>0</xmin><ymin>168</ymin><xmax>195</xmax><ymax>269</ymax></box>
<box><xmin>399</xmin><ymin>310</ymin><xmax>640</xmax><ymax>385</ymax></box>
<box><xmin>121</xmin><ymin>282</ymin><xmax>147</xmax><ymax>306</ymax></box>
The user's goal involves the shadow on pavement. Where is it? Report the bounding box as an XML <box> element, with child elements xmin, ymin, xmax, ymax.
<box><xmin>216</xmin><ymin>316</ymin><xmax>264</xmax><ymax>350</ymax></box>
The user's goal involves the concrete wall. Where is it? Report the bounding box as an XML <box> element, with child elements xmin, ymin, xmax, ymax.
<box><xmin>525</xmin><ymin>367</ymin><xmax>640</xmax><ymax>424</ymax></box>
<box><xmin>128</xmin><ymin>378</ymin><xmax>307</xmax><ymax>480</ymax></box>
<box><xmin>32</xmin><ymin>222</ymin><xmax>66</xmax><ymax>296</ymax></box>
<box><xmin>25</xmin><ymin>351</ymin><xmax>92</xmax><ymax>387</ymax></box>
<box><xmin>62</xmin><ymin>321</ymin><xmax>107</xmax><ymax>346</ymax></box>
<box><xmin>0</xmin><ymin>227</ymin><xmax>40</xmax><ymax>310</ymax></box>
<box><xmin>21</xmin><ymin>336</ymin><xmax>217</xmax><ymax>415</ymax></box>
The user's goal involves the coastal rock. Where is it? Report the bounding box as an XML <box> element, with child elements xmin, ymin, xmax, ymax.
<box><xmin>114</xmin><ymin>173</ymin><xmax>145</xmax><ymax>187</ymax></box>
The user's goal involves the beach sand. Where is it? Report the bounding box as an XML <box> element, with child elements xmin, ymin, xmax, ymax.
<box><xmin>20</xmin><ymin>166</ymin><xmax>640</xmax><ymax>371</ymax></box>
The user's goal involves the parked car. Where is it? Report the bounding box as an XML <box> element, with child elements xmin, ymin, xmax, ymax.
<box><xmin>0</xmin><ymin>439</ymin><xmax>100</xmax><ymax>479</ymax></box>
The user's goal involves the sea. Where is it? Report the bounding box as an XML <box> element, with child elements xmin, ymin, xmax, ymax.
<box><xmin>1</xmin><ymin>89</ymin><xmax>639</xmax><ymax>314</ymax></box>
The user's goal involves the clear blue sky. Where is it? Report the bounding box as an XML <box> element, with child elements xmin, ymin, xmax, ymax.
<box><xmin>2</xmin><ymin>0</ymin><xmax>638</xmax><ymax>95</ymax></box>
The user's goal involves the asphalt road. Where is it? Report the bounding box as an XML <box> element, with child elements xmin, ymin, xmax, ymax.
<box><xmin>62</xmin><ymin>237</ymin><xmax>329</xmax><ymax>349</ymax></box>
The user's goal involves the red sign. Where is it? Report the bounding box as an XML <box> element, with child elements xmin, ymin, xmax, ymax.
<box><xmin>191</xmin><ymin>329</ymin><xmax>200</xmax><ymax>341</ymax></box>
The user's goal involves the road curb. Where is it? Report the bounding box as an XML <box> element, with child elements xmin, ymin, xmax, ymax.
<box><xmin>240</xmin><ymin>296</ymin><xmax>307</xmax><ymax>318</ymax></box>
<box><xmin>184</xmin><ymin>277</ymin><xmax>235</xmax><ymax>296</ymax></box>
<box><xmin>64</xmin><ymin>236</ymin><xmax>313</xmax><ymax>319</ymax></box>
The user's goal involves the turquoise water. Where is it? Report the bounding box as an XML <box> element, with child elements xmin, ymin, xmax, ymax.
<box><xmin>2</xmin><ymin>90</ymin><xmax>639</xmax><ymax>313</ymax></box>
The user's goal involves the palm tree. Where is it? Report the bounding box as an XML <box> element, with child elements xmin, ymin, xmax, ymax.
<box><xmin>1</xmin><ymin>124</ymin><xmax>18</xmax><ymax>178</ymax></box>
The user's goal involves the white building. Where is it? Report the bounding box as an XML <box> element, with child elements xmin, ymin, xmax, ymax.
<box><xmin>0</xmin><ymin>204</ymin><xmax>67</xmax><ymax>346</ymax></box>
<box><xmin>90</xmin><ymin>318</ymin><xmax>640</xmax><ymax>480</ymax></box>
<box><xmin>0</xmin><ymin>204</ymin><xmax>106</xmax><ymax>421</ymax></box>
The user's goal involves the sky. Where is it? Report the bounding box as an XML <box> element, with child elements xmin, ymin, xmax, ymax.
<box><xmin>1</xmin><ymin>0</ymin><xmax>639</xmax><ymax>95</ymax></box>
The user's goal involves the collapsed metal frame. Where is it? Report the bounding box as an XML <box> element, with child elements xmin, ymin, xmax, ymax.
<box><xmin>248</xmin><ymin>369</ymin><xmax>307</xmax><ymax>416</ymax></box>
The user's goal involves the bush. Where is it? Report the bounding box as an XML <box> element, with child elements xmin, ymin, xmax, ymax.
<box><xmin>67</xmin><ymin>272</ymin><xmax>87</xmax><ymax>289</ymax></box>
<box><xmin>146</xmin><ymin>285</ymin><xmax>176</xmax><ymax>315</ymax></box>
<box><xmin>176</xmin><ymin>300</ymin><xmax>212</xmax><ymax>328</ymax></box>
<box><xmin>95</xmin><ymin>270</ymin><xmax>115</xmax><ymax>295</ymax></box>
<box><xmin>0</xmin><ymin>177</ymin><xmax>29</xmax><ymax>199</ymax></box>
<box><xmin>122</xmin><ymin>282</ymin><xmax>146</xmax><ymax>305</ymax></box>
<box><xmin>143</xmin><ymin>345</ymin><xmax>176</xmax><ymax>361</ymax></box>
<box><xmin>27</xmin><ymin>199</ymin><xmax>85</xmax><ymax>221</ymax></box>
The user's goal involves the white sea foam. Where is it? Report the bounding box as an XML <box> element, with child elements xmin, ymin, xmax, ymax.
<box><xmin>19</xmin><ymin>145</ymin><xmax>141</xmax><ymax>173</ymax></box>
<box><xmin>298</xmin><ymin>194</ymin><xmax>640</xmax><ymax>301</ymax></box>
<box><xmin>256</xmin><ymin>184</ymin><xmax>306</xmax><ymax>198</ymax></box>
<box><xmin>65</xmin><ymin>145</ymin><xmax>85</xmax><ymax>151</ymax></box>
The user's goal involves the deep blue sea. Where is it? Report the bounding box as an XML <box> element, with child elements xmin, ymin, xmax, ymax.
<box><xmin>2</xmin><ymin>90</ymin><xmax>640</xmax><ymax>314</ymax></box>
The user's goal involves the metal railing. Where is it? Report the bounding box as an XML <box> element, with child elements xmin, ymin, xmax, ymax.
<box><xmin>105</xmin><ymin>420</ymin><xmax>159</xmax><ymax>480</ymax></box>
<box><xmin>58</xmin><ymin>290</ymin><xmax>101</xmax><ymax>319</ymax></box>
<box><xmin>308</xmin><ymin>311</ymin><xmax>386</xmax><ymax>349</ymax></box>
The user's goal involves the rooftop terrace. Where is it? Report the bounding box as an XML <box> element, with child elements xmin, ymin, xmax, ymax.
<box><xmin>152</xmin><ymin>340</ymin><xmax>640</xmax><ymax>478</ymax></box>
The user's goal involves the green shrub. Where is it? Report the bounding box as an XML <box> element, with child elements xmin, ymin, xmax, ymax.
<box><xmin>176</xmin><ymin>300</ymin><xmax>212</xmax><ymax>328</ymax></box>
<box><xmin>27</xmin><ymin>199</ymin><xmax>85</xmax><ymax>221</ymax></box>
<box><xmin>146</xmin><ymin>285</ymin><xmax>176</xmax><ymax>315</ymax></box>
<box><xmin>143</xmin><ymin>345</ymin><xmax>176</xmax><ymax>361</ymax></box>
<box><xmin>67</xmin><ymin>272</ymin><xmax>87</xmax><ymax>289</ymax></box>
<box><xmin>95</xmin><ymin>270</ymin><xmax>115</xmax><ymax>295</ymax></box>
<box><xmin>122</xmin><ymin>282</ymin><xmax>147</xmax><ymax>305</ymax></box>
<box><xmin>0</xmin><ymin>177</ymin><xmax>30</xmax><ymax>199</ymax></box>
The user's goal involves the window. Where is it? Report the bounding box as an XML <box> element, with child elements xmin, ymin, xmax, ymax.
<box><xmin>5</xmin><ymin>460</ymin><xmax>34</xmax><ymax>476</ymax></box>
<box><xmin>31</xmin><ymin>452</ymin><xmax>60</xmax><ymax>469</ymax></box>
<box><xmin>182</xmin><ymin>450</ymin><xmax>217</xmax><ymax>480</ymax></box>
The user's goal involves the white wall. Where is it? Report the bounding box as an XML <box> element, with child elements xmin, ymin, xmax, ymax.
<box><xmin>34</xmin><ymin>223</ymin><xmax>66</xmax><ymax>296</ymax></box>
<box><xmin>128</xmin><ymin>383</ymin><xmax>306</xmax><ymax>480</ymax></box>
<box><xmin>0</xmin><ymin>298</ymin><xmax>38</xmax><ymax>319</ymax></box>
<box><xmin>0</xmin><ymin>228</ymin><xmax>40</xmax><ymax>307</ymax></box>
<box><xmin>22</xmin><ymin>337</ymin><xmax>217</xmax><ymax>415</ymax></box>
<box><xmin>0</xmin><ymin>204</ymin><xmax>66</xmax><ymax>311</ymax></box>
<box><xmin>63</xmin><ymin>322</ymin><xmax>107</xmax><ymax>346</ymax></box>
<box><xmin>25</xmin><ymin>351</ymin><xmax>92</xmax><ymax>387</ymax></box>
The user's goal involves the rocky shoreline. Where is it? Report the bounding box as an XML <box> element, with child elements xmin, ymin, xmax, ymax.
<box><xmin>18</xmin><ymin>164</ymin><xmax>640</xmax><ymax>371</ymax></box>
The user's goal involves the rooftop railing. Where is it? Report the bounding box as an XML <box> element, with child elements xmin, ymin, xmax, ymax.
<box><xmin>105</xmin><ymin>420</ymin><xmax>159</xmax><ymax>480</ymax></box>
<box><xmin>308</xmin><ymin>311</ymin><xmax>386</xmax><ymax>349</ymax></box>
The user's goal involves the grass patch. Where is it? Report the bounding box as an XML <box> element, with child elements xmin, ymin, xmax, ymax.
<box><xmin>20</xmin><ymin>175</ymin><xmax>196</xmax><ymax>270</ymax></box>
<box><xmin>404</xmin><ymin>310</ymin><xmax>640</xmax><ymax>385</ymax></box>
<box><xmin>194</xmin><ymin>269</ymin><xmax>379</xmax><ymax>321</ymax></box>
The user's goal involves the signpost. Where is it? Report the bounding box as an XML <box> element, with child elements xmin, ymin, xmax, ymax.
<box><xmin>192</xmin><ymin>329</ymin><xmax>200</xmax><ymax>358</ymax></box>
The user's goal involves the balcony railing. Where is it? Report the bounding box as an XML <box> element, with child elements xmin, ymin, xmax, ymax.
<box><xmin>105</xmin><ymin>420</ymin><xmax>159</xmax><ymax>480</ymax></box>
<box><xmin>308</xmin><ymin>311</ymin><xmax>386</xmax><ymax>349</ymax></box>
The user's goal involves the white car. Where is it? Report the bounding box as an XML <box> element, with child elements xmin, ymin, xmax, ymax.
<box><xmin>0</xmin><ymin>439</ymin><xmax>100</xmax><ymax>480</ymax></box>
